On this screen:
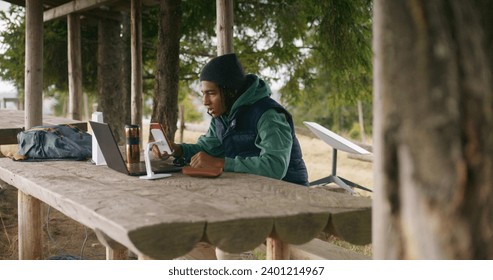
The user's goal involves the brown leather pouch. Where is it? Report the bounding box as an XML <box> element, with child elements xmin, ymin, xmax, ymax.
<box><xmin>182</xmin><ymin>166</ymin><xmax>223</xmax><ymax>178</ymax></box>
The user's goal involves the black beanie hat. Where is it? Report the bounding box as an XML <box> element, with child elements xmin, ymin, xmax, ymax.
<box><xmin>199</xmin><ymin>53</ymin><xmax>245</xmax><ymax>92</ymax></box>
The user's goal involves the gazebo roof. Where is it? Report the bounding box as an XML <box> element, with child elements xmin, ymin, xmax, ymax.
<box><xmin>2</xmin><ymin>0</ymin><xmax>159</xmax><ymax>21</ymax></box>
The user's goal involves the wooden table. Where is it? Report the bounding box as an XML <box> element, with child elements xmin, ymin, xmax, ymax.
<box><xmin>0</xmin><ymin>109</ymin><xmax>87</xmax><ymax>145</ymax></box>
<box><xmin>0</xmin><ymin>158</ymin><xmax>371</xmax><ymax>260</ymax></box>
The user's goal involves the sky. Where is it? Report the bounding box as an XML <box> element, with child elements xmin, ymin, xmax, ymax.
<box><xmin>0</xmin><ymin>1</ymin><xmax>8</xmax><ymax>11</ymax></box>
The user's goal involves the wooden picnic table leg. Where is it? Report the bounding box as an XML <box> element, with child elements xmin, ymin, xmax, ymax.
<box><xmin>106</xmin><ymin>248</ymin><xmax>129</xmax><ymax>260</ymax></box>
<box><xmin>266</xmin><ymin>236</ymin><xmax>290</xmax><ymax>260</ymax></box>
<box><xmin>138</xmin><ymin>254</ymin><xmax>154</xmax><ymax>260</ymax></box>
<box><xmin>18</xmin><ymin>191</ymin><xmax>43</xmax><ymax>260</ymax></box>
<box><xmin>94</xmin><ymin>228</ymin><xmax>129</xmax><ymax>260</ymax></box>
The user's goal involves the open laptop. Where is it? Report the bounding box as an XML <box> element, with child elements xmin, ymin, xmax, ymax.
<box><xmin>89</xmin><ymin>121</ymin><xmax>182</xmax><ymax>176</ymax></box>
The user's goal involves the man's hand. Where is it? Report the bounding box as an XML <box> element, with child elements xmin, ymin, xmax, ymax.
<box><xmin>152</xmin><ymin>142</ymin><xmax>182</xmax><ymax>159</ymax></box>
<box><xmin>190</xmin><ymin>151</ymin><xmax>225</xmax><ymax>169</ymax></box>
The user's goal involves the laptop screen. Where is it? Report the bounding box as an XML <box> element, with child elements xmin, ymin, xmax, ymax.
<box><xmin>89</xmin><ymin>121</ymin><xmax>129</xmax><ymax>174</ymax></box>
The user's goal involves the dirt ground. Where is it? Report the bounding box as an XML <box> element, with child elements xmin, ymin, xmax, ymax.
<box><xmin>0</xmin><ymin>125</ymin><xmax>373</xmax><ymax>260</ymax></box>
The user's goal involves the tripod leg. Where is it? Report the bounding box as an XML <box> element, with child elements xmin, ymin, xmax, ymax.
<box><xmin>309</xmin><ymin>175</ymin><xmax>336</xmax><ymax>186</ymax></box>
<box><xmin>332</xmin><ymin>176</ymin><xmax>355</xmax><ymax>194</ymax></box>
<box><xmin>339</xmin><ymin>177</ymin><xmax>373</xmax><ymax>193</ymax></box>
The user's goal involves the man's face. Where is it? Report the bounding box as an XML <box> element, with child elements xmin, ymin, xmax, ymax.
<box><xmin>200</xmin><ymin>81</ymin><xmax>225</xmax><ymax>117</ymax></box>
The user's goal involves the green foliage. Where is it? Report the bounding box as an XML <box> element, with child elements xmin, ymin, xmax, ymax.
<box><xmin>290</xmin><ymin>98</ymin><xmax>372</xmax><ymax>136</ymax></box>
<box><xmin>0</xmin><ymin>6</ymin><xmax>25</xmax><ymax>94</ymax></box>
<box><xmin>0</xmin><ymin>0</ymin><xmax>373</xmax><ymax>131</ymax></box>
<box><xmin>348</xmin><ymin>122</ymin><xmax>362</xmax><ymax>140</ymax></box>
<box><xmin>181</xmin><ymin>94</ymin><xmax>203</xmax><ymax>123</ymax></box>
<box><xmin>274</xmin><ymin>0</ymin><xmax>373</xmax><ymax>131</ymax></box>
<box><xmin>0</xmin><ymin>5</ymin><xmax>99</xmax><ymax>101</ymax></box>
<box><xmin>178</xmin><ymin>81</ymin><xmax>203</xmax><ymax>123</ymax></box>
<box><xmin>233</xmin><ymin>0</ymin><xmax>373</xmax><ymax>131</ymax></box>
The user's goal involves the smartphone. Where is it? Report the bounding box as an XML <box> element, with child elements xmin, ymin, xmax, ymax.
<box><xmin>150</xmin><ymin>123</ymin><xmax>173</xmax><ymax>155</ymax></box>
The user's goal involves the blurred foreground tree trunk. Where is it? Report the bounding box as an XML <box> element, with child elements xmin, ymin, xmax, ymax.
<box><xmin>152</xmin><ymin>0</ymin><xmax>182</xmax><ymax>140</ymax></box>
<box><xmin>373</xmin><ymin>0</ymin><xmax>493</xmax><ymax>259</ymax></box>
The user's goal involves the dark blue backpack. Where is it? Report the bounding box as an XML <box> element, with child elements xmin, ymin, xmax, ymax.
<box><xmin>14</xmin><ymin>124</ymin><xmax>91</xmax><ymax>161</ymax></box>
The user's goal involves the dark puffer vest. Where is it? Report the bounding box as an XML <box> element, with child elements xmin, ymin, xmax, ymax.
<box><xmin>214</xmin><ymin>97</ymin><xmax>309</xmax><ymax>186</ymax></box>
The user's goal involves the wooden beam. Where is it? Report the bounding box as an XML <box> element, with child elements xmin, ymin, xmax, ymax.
<box><xmin>25</xmin><ymin>0</ymin><xmax>44</xmax><ymax>130</ymax></box>
<box><xmin>68</xmin><ymin>14</ymin><xmax>83</xmax><ymax>120</ymax></box>
<box><xmin>43</xmin><ymin>0</ymin><xmax>119</xmax><ymax>22</ymax></box>
<box><xmin>216</xmin><ymin>0</ymin><xmax>234</xmax><ymax>55</ymax></box>
<box><xmin>3</xmin><ymin>0</ymin><xmax>25</xmax><ymax>7</ymax></box>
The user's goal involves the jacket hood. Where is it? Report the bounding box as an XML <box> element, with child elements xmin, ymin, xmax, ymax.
<box><xmin>229</xmin><ymin>74</ymin><xmax>271</xmax><ymax>114</ymax></box>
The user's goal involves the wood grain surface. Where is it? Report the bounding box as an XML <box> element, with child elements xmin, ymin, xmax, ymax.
<box><xmin>0</xmin><ymin>158</ymin><xmax>371</xmax><ymax>259</ymax></box>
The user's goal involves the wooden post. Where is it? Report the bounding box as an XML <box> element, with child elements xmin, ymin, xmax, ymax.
<box><xmin>83</xmin><ymin>93</ymin><xmax>89</xmax><ymax>120</ymax></box>
<box><xmin>106</xmin><ymin>248</ymin><xmax>129</xmax><ymax>260</ymax></box>
<box><xmin>357</xmin><ymin>100</ymin><xmax>366</xmax><ymax>143</ymax></box>
<box><xmin>18</xmin><ymin>192</ymin><xmax>43</xmax><ymax>260</ymax></box>
<box><xmin>68</xmin><ymin>13</ymin><xmax>83</xmax><ymax>121</ymax></box>
<box><xmin>266</xmin><ymin>236</ymin><xmax>290</xmax><ymax>260</ymax></box>
<box><xmin>131</xmin><ymin>0</ymin><xmax>143</xmax><ymax>128</ymax></box>
<box><xmin>25</xmin><ymin>0</ymin><xmax>43</xmax><ymax>129</ymax></box>
<box><xmin>216</xmin><ymin>0</ymin><xmax>234</xmax><ymax>55</ymax></box>
<box><xmin>179</xmin><ymin>104</ymin><xmax>184</xmax><ymax>143</ymax></box>
<box><xmin>20</xmin><ymin>0</ymin><xmax>44</xmax><ymax>261</ymax></box>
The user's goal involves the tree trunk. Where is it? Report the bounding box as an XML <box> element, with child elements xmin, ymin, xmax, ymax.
<box><xmin>122</xmin><ymin>11</ymin><xmax>132</xmax><ymax>126</ymax></box>
<box><xmin>67</xmin><ymin>13</ymin><xmax>83</xmax><ymax>121</ymax></box>
<box><xmin>97</xmin><ymin>18</ymin><xmax>126</xmax><ymax>144</ymax></box>
<box><xmin>152</xmin><ymin>0</ymin><xmax>182</xmax><ymax>140</ymax></box>
<box><xmin>373</xmin><ymin>0</ymin><xmax>493</xmax><ymax>259</ymax></box>
<box><xmin>131</xmin><ymin>0</ymin><xmax>143</xmax><ymax>129</ymax></box>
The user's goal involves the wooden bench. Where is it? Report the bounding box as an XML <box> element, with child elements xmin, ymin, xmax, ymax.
<box><xmin>0</xmin><ymin>109</ymin><xmax>87</xmax><ymax>145</ymax></box>
<box><xmin>181</xmin><ymin>239</ymin><xmax>370</xmax><ymax>260</ymax></box>
<box><xmin>290</xmin><ymin>238</ymin><xmax>370</xmax><ymax>260</ymax></box>
<box><xmin>1</xmin><ymin>97</ymin><xmax>19</xmax><ymax>109</ymax></box>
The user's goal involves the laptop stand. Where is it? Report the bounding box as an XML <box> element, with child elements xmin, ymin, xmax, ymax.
<box><xmin>140</xmin><ymin>141</ymin><xmax>172</xmax><ymax>180</ymax></box>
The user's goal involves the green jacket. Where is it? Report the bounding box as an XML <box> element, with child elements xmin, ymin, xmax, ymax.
<box><xmin>180</xmin><ymin>74</ymin><xmax>293</xmax><ymax>180</ymax></box>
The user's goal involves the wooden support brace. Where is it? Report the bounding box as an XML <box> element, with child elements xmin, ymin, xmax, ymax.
<box><xmin>266</xmin><ymin>235</ymin><xmax>290</xmax><ymax>260</ymax></box>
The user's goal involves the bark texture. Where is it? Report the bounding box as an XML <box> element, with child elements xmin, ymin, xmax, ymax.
<box><xmin>97</xmin><ymin>18</ymin><xmax>126</xmax><ymax>144</ymax></box>
<box><xmin>152</xmin><ymin>0</ymin><xmax>182</xmax><ymax>140</ymax></box>
<box><xmin>373</xmin><ymin>0</ymin><xmax>493</xmax><ymax>259</ymax></box>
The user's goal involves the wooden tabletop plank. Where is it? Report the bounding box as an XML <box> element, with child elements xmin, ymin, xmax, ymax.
<box><xmin>0</xmin><ymin>109</ymin><xmax>87</xmax><ymax>145</ymax></box>
<box><xmin>0</xmin><ymin>158</ymin><xmax>371</xmax><ymax>259</ymax></box>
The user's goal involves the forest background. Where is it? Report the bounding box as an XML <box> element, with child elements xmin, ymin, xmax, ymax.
<box><xmin>0</xmin><ymin>0</ymin><xmax>373</xmax><ymax>142</ymax></box>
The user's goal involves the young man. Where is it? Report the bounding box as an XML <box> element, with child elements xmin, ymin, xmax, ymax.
<box><xmin>169</xmin><ymin>53</ymin><xmax>308</xmax><ymax>186</ymax></box>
